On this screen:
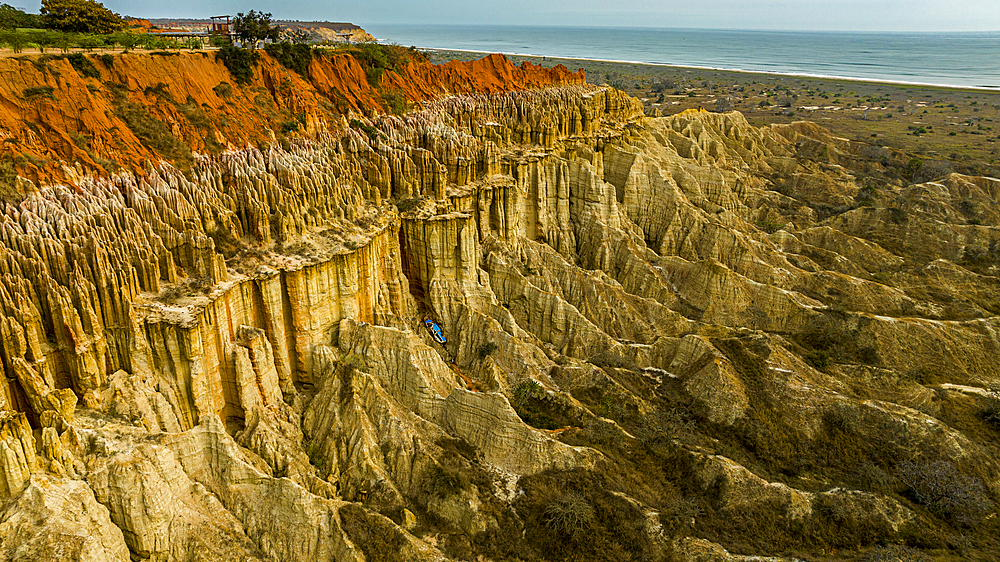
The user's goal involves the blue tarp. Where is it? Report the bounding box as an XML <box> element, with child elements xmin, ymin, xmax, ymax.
<box><xmin>423</xmin><ymin>318</ymin><xmax>447</xmax><ymax>344</ymax></box>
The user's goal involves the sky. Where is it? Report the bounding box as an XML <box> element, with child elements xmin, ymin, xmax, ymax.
<box><xmin>15</xmin><ymin>0</ymin><xmax>1000</xmax><ymax>32</ymax></box>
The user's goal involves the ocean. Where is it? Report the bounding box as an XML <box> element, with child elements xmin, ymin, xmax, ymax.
<box><xmin>367</xmin><ymin>25</ymin><xmax>1000</xmax><ymax>90</ymax></box>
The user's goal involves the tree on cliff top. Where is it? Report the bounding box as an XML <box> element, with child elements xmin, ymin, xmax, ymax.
<box><xmin>232</xmin><ymin>10</ymin><xmax>280</xmax><ymax>48</ymax></box>
<box><xmin>40</xmin><ymin>0</ymin><xmax>124</xmax><ymax>34</ymax></box>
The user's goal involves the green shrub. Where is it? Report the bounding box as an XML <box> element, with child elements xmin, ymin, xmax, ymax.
<box><xmin>42</xmin><ymin>0</ymin><xmax>124</xmax><ymax>34</ymax></box>
<box><xmin>510</xmin><ymin>380</ymin><xmax>573</xmax><ymax>431</ymax></box>
<box><xmin>65</xmin><ymin>52</ymin><xmax>99</xmax><ymax>78</ymax></box>
<box><xmin>0</xmin><ymin>156</ymin><xmax>25</xmax><ymax>202</ymax></box>
<box><xmin>805</xmin><ymin>349</ymin><xmax>831</xmax><ymax>369</ymax></box>
<box><xmin>637</xmin><ymin>406</ymin><xmax>695</xmax><ymax>448</ymax></box>
<box><xmin>138</xmin><ymin>33</ymin><xmax>159</xmax><ymax>50</ymax></box>
<box><xmin>143</xmin><ymin>82</ymin><xmax>171</xmax><ymax>101</ymax></box>
<box><xmin>755</xmin><ymin>216</ymin><xmax>785</xmax><ymax>233</ymax></box>
<box><xmin>393</xmin><ymin>197</ymin><xmax>422</xmax><ymax>213</ymax></box>
<box><xmin>476</xmin><ymin>341</ymin><xmax>497</xmax><ymax>359</ymax></box>
<box><xmin>77</xmin><ymin>33</ymin><xmax>102</xmax><ymax>51</ymax></box>
<box><xmin>798</xmin><ymin>311</ymin><xmax>880</xmax><ymax>366</ymax></box>
<box><xmin>0</xmin><ymin>30</ymin><xmax>28</xmax><ymax>53</ymax></box>
<box><xmin>212</xmin><ymin>81</ymin><xmax>233</xmax><ymax>98</ymax></box>
<box><xmin>263</xmin><ymin>41</ymin><xmax>313</xmax><ymax>77</ymax></box>
<box><xmin>584</xmin><ymin>418</ymin><xmax>623</xmax><ymax>447</ymax></box>
<box><xmin>854</xmin><ymin>461</ymin><xmax>896</xmax><ymax>493</ymax></box>
<box><xmin>111</xmin><ymin>31</ymin><xmax>138</xmax><ymax>51</ymax></box>
<box><xmin>53</xmin><ymin>31</ymin><xmax>72</xmax><ymax>52</ymax></box>
<box><xmin>381</xmin><ymin>88</ymin><xmax>409</xmax><ymax>115</ymax></box>
<box><xmin>176</xmin><ymin>97</ymin><xmax>211</xmax><ymax>130</ymax></box>
<box><xmin>365</xmin><ymin>66</ymin><xmax>383</xmax><ymax>88</ymax></box>
<box><xmin>517</xmin><ymin>469</ymin><xmax>656</xmax><ymax>562</ymax></box>
<box><xmin>354</xmin><ymin>42</ymin><xmax>389</xmax><ymax>70</ymax></box>
<box><xmin>0</xmin><ymin>4</ymin><xmax>43</xmax><ymax>29</ymax></box>
<box><xmin>96</xmin><ymin>52</ymin><xmax>113</xmax><ymax>67</ymax></box>
<box><xmin>591</xmin><ymin>348</ymin><xmax>635</xmax><ymax>370</ymax></box>
<box><xmin>23</xmin><ymin>85</ymin><xmax>54</xmax><ymax>99</ymax></box>
<box><xmin>215</xmin><ymin>44</ymin><xmax>259</xmax><ymax>85</ymax></box>
<box><xmin>904</xmin><ymin>157</ymin><xmax>923</xmax><ymax>179</ymax></box>
<box><xmin>512</xmin><ymin>379</ymin><xmax>544</xmax><ymax>408</ymax></box>
<box><xmin>348</xmin><ymin>118</ymin><xmax>382</xmax><ymax>141</ymax></box>
<box><xmin>28</xmin><ymin>30</ymin><xmax>55</xmax><ymax>53</ymax></box>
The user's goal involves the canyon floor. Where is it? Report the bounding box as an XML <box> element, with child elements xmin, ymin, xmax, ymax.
<box><xmin>0</xmin><ymin>49</ymin><xmax>998</xmax><ymax>562</ymax></box>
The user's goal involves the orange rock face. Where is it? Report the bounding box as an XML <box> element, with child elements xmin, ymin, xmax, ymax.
<box><xmin>0</xmin><ymin>51</ymin><xmax>584</xmax><ymax>188</ymax></box>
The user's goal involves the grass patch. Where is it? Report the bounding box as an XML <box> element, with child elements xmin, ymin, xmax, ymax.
<box><xmin>23</xmin><ymin>86</ymin><xmax>54</xmax><ymax>100</ymax></box>
<box><xmin>113</xmin><ymin>99</ymin><xmax>192</xmax><ymax>168</ymax></box>
<box><xmin>212</xmin><ymin>81</ymin><xmax>233</xmax><ymax>98</ymax></box>
<box><xmin>0</xmin><ymin>156</ymin><xmax>26</xmax><ymax>203</ymax></box>
<box><xmin>381</xmin><ymin>88</ymin><xmax>409</xmax><ymax>115</ymax></box>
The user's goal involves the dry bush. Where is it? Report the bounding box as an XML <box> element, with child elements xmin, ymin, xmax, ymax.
<box><xmin>516</xmin><ymin>469</ymin><xmax>657</xmax><ymax>562</ymax></box>
<box><xmin>584</xmin><ymin>418</ymin><xmax>623</xmax><ymax>448</ymax></box>
<box><xmin>543</xmin><ymin>492</ymin><xmax>595</xmax><ymax>540</ymax></box>
<box><xmin>898</xmin><ymin>460</ymin><xmax>993</xmax><ymax>526</ymax></box>
<box><xmin>985</xmin><ymin>384</ymin><xmax>1000</xmax><ymax>427</ymax></box>
<box><xmin>338</xmin><ymin>504</ymin><xmax>408</xmax><ymax>562</ymax></box>
<box><xmin>421</xmin><ymin>457</ymin><xmax>470</xmax><ymax>500</ymax></box>
<box><xmin>861</xmin><ymin>544</ymin><xmax>929</xmax><ymax>562</ymax></box>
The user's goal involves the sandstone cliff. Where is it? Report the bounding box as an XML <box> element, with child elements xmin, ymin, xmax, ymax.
<box><xmin>0</xmin><ymin>49</ymin><xmax>583</xmax><ymax>189</ymax></box>
<box><xmin>1</xmin><ymin>52</ymin><xmax>999</xmax><ymax>562</ymax></box>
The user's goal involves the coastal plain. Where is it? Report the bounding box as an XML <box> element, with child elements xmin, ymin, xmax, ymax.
<box><xmin>429</xmin><ymin>49</ymin><xmax>1000</xmax><ymax>176</ymax></box>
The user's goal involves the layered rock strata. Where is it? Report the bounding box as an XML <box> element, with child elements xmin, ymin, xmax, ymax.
<box><xmin>1</xmin><ymin>57</ymin><xmax>999</xmax><ymax>561</ymax></box>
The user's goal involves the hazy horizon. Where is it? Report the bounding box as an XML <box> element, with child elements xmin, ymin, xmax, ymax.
<box><xmin>12</xmin><ymin>0</ymin><xmax>1000</xmax><ymax>33</ymax></box>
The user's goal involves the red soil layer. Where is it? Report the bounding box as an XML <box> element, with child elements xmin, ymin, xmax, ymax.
<box><xmin>0</xmin><ymin>51</ymin><xmax>584</xmax><ymax>187</ymax></box>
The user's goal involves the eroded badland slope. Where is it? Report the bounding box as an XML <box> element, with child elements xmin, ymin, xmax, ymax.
<box><xmin>0</xmin><ymin>50</ymin><xmax>999</xmax><ymax>562</ymax></box>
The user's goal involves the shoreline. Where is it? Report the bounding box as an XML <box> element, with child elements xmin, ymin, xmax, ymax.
<box><xmin>421</xmin><ymin>47</ymin><xmax>999</xmax><ymax>92</ymax></box>
<box><xmin>426</xmin><ymin>48</ymin><xmax>1000</xmax><ymax>173</ymax></box>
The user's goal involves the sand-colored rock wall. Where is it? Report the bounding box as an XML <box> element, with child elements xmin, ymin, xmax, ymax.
<box><xmin>1</xmin><ymin>55</ymin><xmax>1000</xmax><ymax>562</ymax></box>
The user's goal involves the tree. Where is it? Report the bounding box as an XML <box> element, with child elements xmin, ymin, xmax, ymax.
<box><xmin>40</xmin><ymin>0</ymin><xmax>124</xmax><ymax>34</ymax></box>
<box><xmin>0</xmin><ymin>30</ymin><xmax>28</xmax><ymax>52</ymax></box>
<box><xmin>232</xmin><ymin>10</ymin><xmax>279</xmax><ymax>48</ymax></box>
<box><xmin>714</xmin><ymin>96</ymin><xmax>733</xmax><ymax>113</ymax></box>
<box><xmin>111</xmin><ymin>30</ymin><xmax>139</xmax><ymax>51</ymax></box>
<box><xmin>28</xmin><ymin>30</ymin><xmax>55</xmax><ymax>52</ymax></box>
<box><xmin>0</xmin><ymin>4</ymin><xmax>43</xmax><ymax>29</ymax></box>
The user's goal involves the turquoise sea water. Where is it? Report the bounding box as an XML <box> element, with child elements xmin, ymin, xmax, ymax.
<box><xmin>367</xmin><ymin>25</ymin><xmax>1000</xmax><ymax>89</ymax></box>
